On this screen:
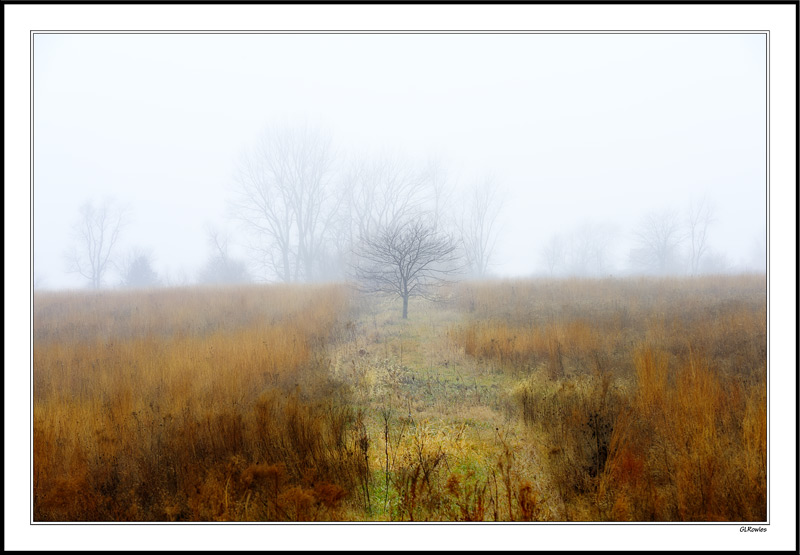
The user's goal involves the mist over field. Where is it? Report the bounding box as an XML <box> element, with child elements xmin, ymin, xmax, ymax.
<box><xmin>32</xmin><ymin>32</ymin><xmax>767</xmax><ymax>291</ymax></box>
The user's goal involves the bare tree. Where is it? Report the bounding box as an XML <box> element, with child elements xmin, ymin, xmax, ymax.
<box><xmin>231</xmin><ymin>124</ymin><xmax>339</xmax><ymax>282</ymax></box>
<box><xmin>121</xmin><ymin>248</ymin><xmax>160</xmax><ymax>289</ymax></box>
<box><xmin>422</xmin><ymin>157</ymin><xmax>455</xmax><ymax>232</ymax></box>
<box><xmin>540</xmin><ymin>234</ymin><xmax>566</xmax><ymax>277</ymax></box>
<box><xmin>458</xmin><ymin>177</ymin><xmax>504</xmax><ymax>278</ymax></box>
<box><xmin>198</xmin><ymin>227</ymin><xmax>251</xmax><ymax>285</ymax></box>
<box><xmin>540</xmin><ymin>223</ymin><xmax>615</xmax><ymax>277</ymax></box>
<box><xmin>342</xmin><ymin>152</ymin><xmax>431</xmax><ymax>245</ymax></box>
<box><xmin>353</xmin><ymin>219</ymin><xmax>460</xmax><ymax>319</ymax></box>
<box><xmin>686</xmin><ymin>198</ymin><xmax>714</xmax><ymax>275</ymax></box>
<box><xmin>65</xmin><ymin>199</ymin><xmax>128</xmax><ymax>289</ymax></box>
<box><xmin>338</xmin><ymin>153</ymin><xmax>449</xmax><ymax>283</ymax></box>
<box><xmin>629</xmin><ymin>209</ymin><xmax>684</xmax><ymax>274</ymax></box>
<box><xmin>566</xmin><ymin>222</ymin><xmax>615</xmax><ymax>276</ymax></box>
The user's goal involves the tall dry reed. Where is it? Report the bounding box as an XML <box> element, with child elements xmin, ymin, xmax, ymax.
<box><xmin>450</xmin><ymin>274</ymin><xmax>766</xmax><ymax>521</ymax></box>
<box><xmin>33</xmin><ymin>284</ymin><xmax>365</xmax><ymax>521</ymax></box>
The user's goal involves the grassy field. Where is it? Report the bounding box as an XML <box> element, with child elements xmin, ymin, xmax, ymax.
<box><xmin>32</xmin><ymin>274</ymin><xmax>767</xmax><ymax>521</ymax></box>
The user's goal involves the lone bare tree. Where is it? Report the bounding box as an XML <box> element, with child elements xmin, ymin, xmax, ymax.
<box><xmin>458</xmin><ymin>177</ymin><xmax>504</xmax><ymax>278</ymax></box>
<box><xmin>353</xmin><ymin>219</ymin><xmax>460</xmax><ymax>319</ymax></box>
<box><xmin>65</xmin><ymin>199</ymin><xmax>127</xmax><ymax>289</ymax></box>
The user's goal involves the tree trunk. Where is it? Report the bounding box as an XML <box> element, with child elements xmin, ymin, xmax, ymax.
<box><xmin>281</xmin><ymin>248</ymin><xmax>291</xmax><ymax>283</ymax></box>
<box><xmin>402</xmin><ymin>295</ymin><xmax>409</xmax><ymax>319</ymax></box>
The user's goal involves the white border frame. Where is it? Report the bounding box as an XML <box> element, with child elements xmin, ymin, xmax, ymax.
<box><xmin>6</xmin><ymin>3</ymin><xmax>796</xmax><ymax>551</ymax></box>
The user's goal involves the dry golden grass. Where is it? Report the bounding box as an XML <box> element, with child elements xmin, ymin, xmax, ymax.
<box><xmin>33</xmin><ymin>274</ymin><xmax>767</xmax><ymax>522</ymax></box>
<box><xmin>33</xmin><ymin>284</ymin><xmax>365</xmax><ymax>521</ymax></box>
<box><xmin>448</xmin><ymin>274</ymin><xmax>767</xmax><ymax>521</ymax></box>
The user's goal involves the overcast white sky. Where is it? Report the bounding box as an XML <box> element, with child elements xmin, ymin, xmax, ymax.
<box><xmin>33</xmin><ymin>31</ymin><xmax>766</xmax><ymax>287</ymax></box>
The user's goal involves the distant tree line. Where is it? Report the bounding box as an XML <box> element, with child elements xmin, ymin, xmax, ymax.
<box><xmin>230</xmin><ymin>124</ymin><xmax>504</xmax><ymax>288</ymax></box>
<box><xmin>59</xmin><ymin>125</ymin><xmax>764</xmax><ymax>298</ymax></box>
<box><xmin>538</xmin><ymin>198</ymin><xmax>748</xmax><ymax>277</ymax></box>
<box><xmin>60</xmin><ymin>124</ymin><xmax>506</xmax><ymax>313</ymax></box>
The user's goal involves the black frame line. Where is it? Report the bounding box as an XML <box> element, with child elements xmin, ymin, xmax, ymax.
<box><xmin>8</xmin><ymin>0</ymin><xmax>800</xmax><ymax>4</ymax></box>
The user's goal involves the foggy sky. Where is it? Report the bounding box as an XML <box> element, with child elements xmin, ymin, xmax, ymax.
<box><xmin>32</xmin><ymin>32</ymin><xmax>767</xmax><ymax>289</ymax></box>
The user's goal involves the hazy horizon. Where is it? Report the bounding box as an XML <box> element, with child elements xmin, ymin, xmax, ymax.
<box><xmin>33</xmin><ymin>32</ymin><xmax>767</xmax><ymax>290</ymax></box>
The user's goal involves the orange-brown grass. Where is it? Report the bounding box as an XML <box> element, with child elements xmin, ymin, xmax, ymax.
<box><xmin>598</xmin><ymin>345</ymin><xmax>767</xmax><ymax>521</ymax></box>
<box><xmin>33</xmin><ymin>284</ymin><xmax>366</xmax><ymax>521</ymax></box>
<box><xmin>449</xmin><ymin>274</ymin><xmax>767</xmax><ymax>521</ymax></box>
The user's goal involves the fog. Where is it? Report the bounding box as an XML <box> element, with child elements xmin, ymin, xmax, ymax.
<box><xmin>32</xmin><ymin>32</ymin><xmax>767</xmax><ymax>290</ymax></box>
